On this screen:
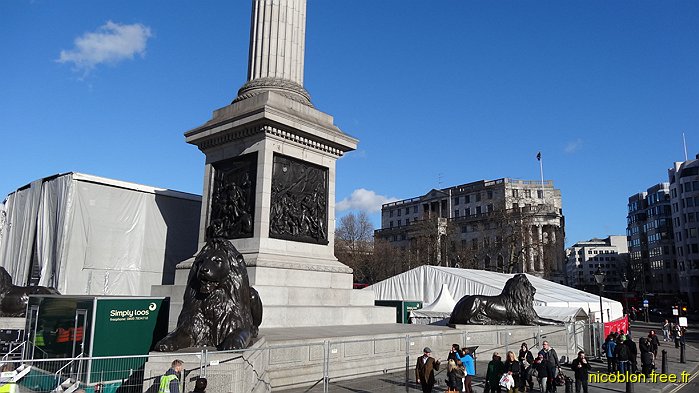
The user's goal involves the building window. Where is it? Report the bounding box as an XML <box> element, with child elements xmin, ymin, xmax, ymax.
<box><xmin>389</xmin><ymin>221</ymin><xmax>393</xmax><ymax>228</ymax></box>
<box><xmin>389</xmin><ymin>210</ymin><xmax>394</xmax><ymax>217</ymax></box>
<box><xmin>406</xmin><ymin>207</ymin><xmax>410</xmax><ymax>215</ymax></box>
<box><xmin>397</xmin><ymin>209</ymin><xmax>401</xmax><ymax>216</ymax></box>
<box><xmin>465</xmin><ymin>207</ymin><xmax>471</xmax><ymax>216</ymax></box>
<box><xmin>487</xmin><ymin>204</ymin><xmax>493</xmax><ymax>213</ymax></box>
<box><xmin>537</xmin><ymin>190</ymin><xmax>544</xmax><ymax>198</ymax></box>
<box><xmin>487</xmin><ymin>190</ymin><xmax>493</xmax><ymax>199</ymax></box>
<box><xmin>454</xmin><ymin>197</ymin><xmax>460</xmax><ymax>205</ymax></box>
<box><xmin>476</xmin><ymin>193</ymin><xmax>481</xmax><ymax>202</ymax></box>
<box><xmin>524</xmin><ymin>189</ymin><xmax>532</xmax><ymax>198</ymax></box>
<box><xmin>454</xmin><ymin>210</ymin><xmax>460</xmax><ymax>217</ymax></box>
<box><xmin>413</xmin><ymin>206</ymin><xmax>418</xmax><ymax>213</ymax></box>
<box><xmin>512</xmin><ymin>189</ymin><xmax>519</xmax><ymax>198</ymax></box>
<box><xmin>476</xmin><ymin>206</ymin><xmax>482</xmax><ymax>214</ymax></box>
<box><xmin>465</xmin><ymin>195</ymin><xmax>470</xmax><ymax>203</ymax></box>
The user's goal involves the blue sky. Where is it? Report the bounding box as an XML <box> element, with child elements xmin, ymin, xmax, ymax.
<box><xmin>1</xmin><ymin>1</ymin><xmax>698</xmax><ymax>247</ymax></box>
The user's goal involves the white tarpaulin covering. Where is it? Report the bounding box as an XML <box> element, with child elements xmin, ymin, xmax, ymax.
<box><xmin>367</xmin><ymin>265</ymin><xmax>622</xmax><ymax>322</ymax></box>
<box><xmin>409</xmin><ymin>284</ymin><xmax>457</xmax><ymax>324</ymax></box>
<box><xmin>0</xmin><ymin>173</ymin><xmax>201</xmax><ymax>295</ymax></box>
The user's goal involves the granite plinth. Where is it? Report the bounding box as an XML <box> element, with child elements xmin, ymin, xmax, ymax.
<box><xmin>142</xmin><ymin>338</ymin><xmax>270</xmax><ymax>393</ymax></box>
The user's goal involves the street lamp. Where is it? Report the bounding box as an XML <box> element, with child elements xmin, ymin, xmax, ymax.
<box><xmin>621</xmin><ymin>274</ymin><xmax>629</xmax><ymax>317</ymax></box>
<box><xmin>594</xmin><ymin>268</ymin><xmax>605</xmax><ymax>327</ymax></box>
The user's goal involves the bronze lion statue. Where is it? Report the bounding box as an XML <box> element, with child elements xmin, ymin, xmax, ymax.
<box><xmin>449</xmin><ymin>274</ymin><xmax>560</xmax><ymax>325</ymax></box>
<box><xmin>0</xmin><ymin>267</ymin><xmax>59</xmax><ymax>317</ymax></box>
<box><xmin>155</xmin><ymin>238</ymin><xmax>263</xmax><ymax>351</ymax></box>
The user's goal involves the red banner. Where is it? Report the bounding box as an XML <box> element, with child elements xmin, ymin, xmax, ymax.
<box><xmin>604</xmin><ymin>315</ymin><xmax>629</xmax><ymax>337</ymax></box>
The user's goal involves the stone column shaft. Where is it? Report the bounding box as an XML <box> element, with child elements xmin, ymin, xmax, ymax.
<box><xmin>249</xmin><ymin>0</ymin><xmax>306</xmax><ymax>84</ymax></box>
<box><xmin>527</xmin><ymin>226</ymin><xmax>535</xmax><ymax>272</ymax></box>
<box><xmin>537</xmin><ymin>225</ymin><xmax>545</xmax><ymax>271</ymax></box>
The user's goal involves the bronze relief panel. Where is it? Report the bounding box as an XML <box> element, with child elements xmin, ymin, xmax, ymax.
<box><xmin>270</xmin><ymin>154</ymin><xmax>328</xmax><ymax>244</ymax></box>
<box><xmin>208</xmin><ymin>153</ymin><xmax>257</xmax><ymax>239</ymax></box>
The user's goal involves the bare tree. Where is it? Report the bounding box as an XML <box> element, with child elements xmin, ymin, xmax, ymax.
<box><xmin>335</xmin><ymin>211</ymin><xmax>376</xmax><ymax>283</ymax></box>
<box><xmin>335</xmin><ymin>211</ymin><xmax>373</xmax><ymax>253</ymax></box>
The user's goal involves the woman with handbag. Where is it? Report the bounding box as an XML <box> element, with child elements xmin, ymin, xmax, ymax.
<box><xmin>447</xmin><ymin>359</ymin><xmax>465</xmax><ymax>393</ymax></box>
<box><xmin>518</xmin><ymin>343</ymin><xmax>535</xmax><ymax>392</ymax></box>
<box><xmin>504</xmin><ymin>351</ymin><xmax>521</xmax><ymax>393</ymax></box>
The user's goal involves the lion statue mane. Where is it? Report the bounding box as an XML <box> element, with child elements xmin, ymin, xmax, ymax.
<box><xmin>155</xmin><ymin>238</ymin><xmax>263</xmax><ymax>351</ymax></box>
<box><xmin>0</xmin><ymin>267</ymin><xmax>59</xmax><ymax>317</ymax></box>
<box><xmin>449</xmin><ymin>273</ymin><xmax>560</xmax><ymax>326</ymax></box>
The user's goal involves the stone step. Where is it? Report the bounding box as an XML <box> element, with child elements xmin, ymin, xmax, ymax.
<box><xmin>161</xmin><ymin>301</ymin><xmax>395</xmax><ymax>330</ymax></box>
<box><xmin>261</xmin><ymin>305</ymin><xmax>396</xmax><ymax>328</ymax></box>
<box><xmin>152</xmin><ymin>284</ymin><xmax>376</xmax><ymax>307</ymax></box>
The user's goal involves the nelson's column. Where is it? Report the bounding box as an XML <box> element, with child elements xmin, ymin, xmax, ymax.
<box><xmin>175</xmin><ymin>0</ymin><xmax>394</xmax><ymax>328</ymax></box>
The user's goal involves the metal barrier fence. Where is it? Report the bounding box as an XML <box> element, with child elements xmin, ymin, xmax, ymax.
<box><xmin>0</xmin><ymin>322</ymin><xmax>602</xmax><ymax>393</ymax></box>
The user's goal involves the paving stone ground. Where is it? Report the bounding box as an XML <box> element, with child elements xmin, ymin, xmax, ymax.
<box><xmin>283</xmin><ymin>321</ymin><xmax>698</xmax><ymax>393</ymax></box>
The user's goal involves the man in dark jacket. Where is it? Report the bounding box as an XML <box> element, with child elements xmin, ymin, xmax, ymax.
<box><xmin>159</xmin><ymin>360</ymin><xmax>183</xmax><ymax>393</ymax></box>
<box><xmin>614</xmin><ymin>337</ymin><xmax>630</xmax><ymax>374</ymax></box>
<box><xmin>624</xmin><ymin>336</ymin><xmax>638</xmax><ymax>372</ymax></box>
<box><xmin>570</xmin><ymin>351</ymin><xmax>591</xmax><ymax>393</ymax></box>
<box><xmin>648</xmin><ymin>331</ymin><xmax>660</xmax><ymax>358</ymax></box>
<box><xmin>538</xmin><ymin>341</ymin><xmax>559</xmax><ymax>393</ymax></box>
<box><xmin>416</xmin><ymin>347</ymin><xmax>441</xmax><ymax>393</ymax></box>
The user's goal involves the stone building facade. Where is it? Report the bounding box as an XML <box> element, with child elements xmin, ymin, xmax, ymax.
<box><xmin>374</xmin><ymin>178</ymin><xmax>565</xmax><ymax>279</ymax></box>
<box><xmin>669</xmin><ymin>156</ymin><xmax>699</xmax><ymax>308</ymax></box>
<box><xmin>626</xmin><ymin>183</ymin><xmax>677</xmax><ymax>299</ymax></box>
<box><xmin>565</xmin><ymin>236</ymin><xmax>629</xmax><ymax>294</ymax></box>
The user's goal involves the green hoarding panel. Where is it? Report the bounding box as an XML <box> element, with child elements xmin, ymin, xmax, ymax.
<box><xmin>90</xmin><ymin>298</ymin><xmax>169</xmax><ymax>383</ymax></box>
<box><xmin>374</xmin><ymin>300</ymin><xmax>422</xmax><ymax>323</ymax></box>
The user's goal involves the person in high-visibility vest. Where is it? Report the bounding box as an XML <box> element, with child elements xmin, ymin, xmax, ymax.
<box><xmin>158</xmin><ymin>360</ymin><xmax>183</xmax><ymax>393</ymax></box>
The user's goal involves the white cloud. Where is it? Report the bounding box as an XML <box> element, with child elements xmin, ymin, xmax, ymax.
<box><xmin>564</xmin><ymin>138</ymin><xmax>583</xmax><ymax>154</ymax></box>
<box><xmin>57</xmin><ymin>21</ymin><xmax>152</xmax><ymax>74</ymax></box>
<box><xmin>336</xmin><ymin>188</ymin><xmax>398</xmax><ymax>213</ymax></box>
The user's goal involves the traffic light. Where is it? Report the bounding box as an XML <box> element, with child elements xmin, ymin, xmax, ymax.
<box><xmin>681</xmin><ymin>305</ymin><xmax>688</xmax><ymax>316</ymax></box>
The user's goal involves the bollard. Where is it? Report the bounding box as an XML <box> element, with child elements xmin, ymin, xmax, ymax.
<box><xmin>680</xmin><ymin>343</ymin><xmax>686</xmax><ymax>364</ymax></box>
<box><xmin>661</xmin><ymin>350</ymin><xmax>667</xmax><ymax>374</ymax></box>
<box><xmin>565</xmin><ymin>377</ymin><xmax>573</xmax><ymax>393</ymax></box>
<box><xmin>626</xmin><ymin>379</ymin><xmax>635</xmax><ymax>393</ymax></box>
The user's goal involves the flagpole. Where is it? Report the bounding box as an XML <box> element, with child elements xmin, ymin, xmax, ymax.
<box><xmin>539</xmin><ymin>153</ymin><xmax>545</xmax><ymax>198</ymax></box>
<box><xmin>683</xmin><ymin>132</ymin><xmax>688</xmax><ymax>161</ymax></box>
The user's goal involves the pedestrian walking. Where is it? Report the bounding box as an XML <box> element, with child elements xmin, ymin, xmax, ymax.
<box><xmin>486</xmin><ymin>352</ymin><xmax>505</xmax><ymax>393</ymax></box>
<box><xmin>533</xmin><ymin>354</ymin><xmax>549</xmax><ymax>393</ymax></box>
<box><xmin>648</xmin><ymin>331</ymin><xmax>660</xmax><ymax>359</ymax></box>
<box><xmin>518</xmin><ymin>343</ymin><xmax>535</xmax><ymax>392</ymax></box>
<box><xmin>614</xmin><ymin>337</ymin><xmax>630</xmax><ymax>374</ymax></box>
<box><xmin>570</xmin><ymin>351</ymin><xmax>591</xmax><ymax>393</ymax></box>
<box><xmin>159</xmin><ymin>360</ymin><xmax>183</xmax><ymax>393</ymax></box>
<box><xmin>538</xmin><ymin>341</ymin><xmax>559</xmax><ymax>393</ymax></box>
<box><xmin>415</xmin><ymin>347</ymin><xmax>441</xmax><ymax>393</ymax></box>
<box><xmin>504</xmin><ymin>351</ymin><xmax>521</xmax><ymax>393</ymax></box>
<box><xmin>662</xmin><ymin>320</ymin><xmax>671</xmax><ymax>342</ymax></box>
<box><xmin>602</xmin><ymin>335</ymin><xmax>616</xmax><ymax>373</ymax></box>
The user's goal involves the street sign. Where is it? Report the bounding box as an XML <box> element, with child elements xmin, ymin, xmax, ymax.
<box><xmin>679</xmin><ymin>317</ymin><xmax>688</xmax><ymax>327</ymax></box>
<box><xmin>673</xmin><ymin>308</ymin><xmax>679</xmax><ymax>316</ymax></box>
<box><xmin>643</xmin><ymin>299</ymin><xmax>649</xmax><ymax>308</ymax></box>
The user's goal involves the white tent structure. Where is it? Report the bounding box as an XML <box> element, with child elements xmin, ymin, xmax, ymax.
<box><xmin>367</xmin><ymin>265</ymin><xmax>622</xmax><ymax>323</ymax></box>
<box><xmin>0</xmin><ymin>173</ymin><xmax>201</xmax><ymax>296</ymax></box>
<box><xmin>409</xmin><ymin>284</ymin><xmax>456</xmax><ymax>324</ymax></box>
